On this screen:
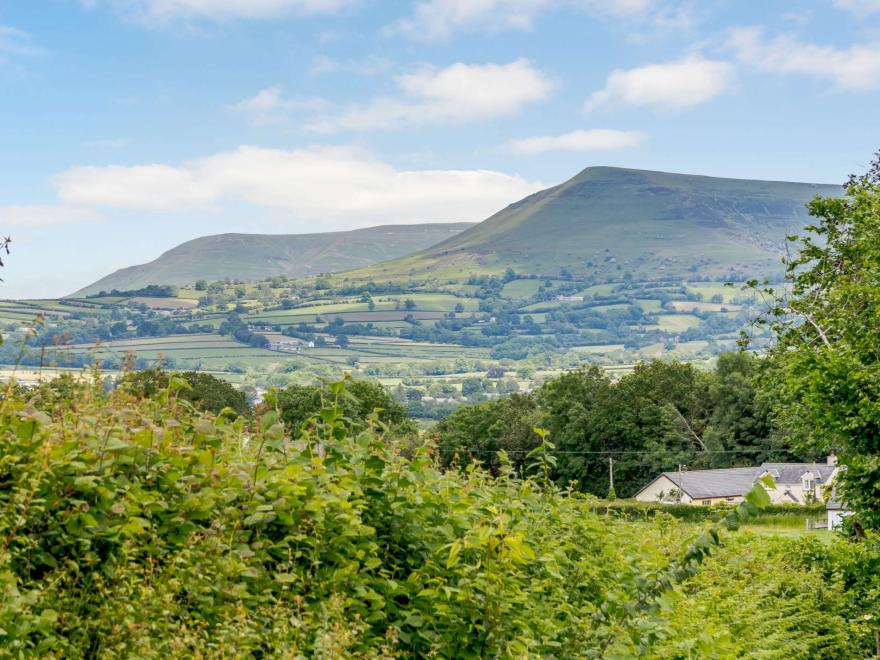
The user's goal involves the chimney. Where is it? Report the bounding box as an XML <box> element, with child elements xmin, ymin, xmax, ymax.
<box><xmin>827</xmin><ymin>453</ymin><xmax>837</xmax><ymax>467</ymax></box>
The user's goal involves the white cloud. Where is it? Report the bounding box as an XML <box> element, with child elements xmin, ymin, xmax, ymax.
<box><xmin>0</xmin><ymin>206</ymin><xmax>101</xmax><ymax>227</ymax></box>
<box><xmin>53</xmin><ymin>145</ymin><xmax>544</xmax><ymax>224</ymax></box>
<box><xmin>833</xmin><ymin>0</ymin><xmax>880</xmax><ymax>14</ymax></box>
<box><xmin>84</xmin><ymin>0</ymin><xmax>356</xmax><ymax>22</ymax></box>
<box><xmin>585</xmin><ymin>55</ymin><xmax>733</xmax><ymax>111</ymax></box>
<box><xmin>308</xmin><ymin>59</ymin><xmax>554</xmax><ymax>132</ymax></box>
<box><xmin>729</xmin><ymin>27</ymin><xmax>880</xmax><ymax>90</ymax></box>
<box><xmin>56</xmin><ymin>164</ymin><xmax>215</xmax><ymax>211</ymax></box>
<box><xmin>231</xmin><ymin>86</ymin><xmax>328</xmax><ymax>125</ymax></box>
<box><xmin>388</xmin><ymin>0</ymin><xmax>652</xmax><ymax>41</ymax></box>
<box><xmin>503</xmin><ymin>129</ymin><xmax>645</xmax><ymax>155</ymax></box>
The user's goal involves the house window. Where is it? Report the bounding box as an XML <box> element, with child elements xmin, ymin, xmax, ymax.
<box><xmin>803</xmin><ymin>478</ymin><xmax>815</xmax><ymax>491</ymax></box>
<box><xmin>701</xmin><ymin>499</ymin><xmax>712</xmax><ymax>506</ymax></box>
<box><xmin>726</xmin><ymin>497</ymin><xmax>735</xmax><ymax>503</ymax></box>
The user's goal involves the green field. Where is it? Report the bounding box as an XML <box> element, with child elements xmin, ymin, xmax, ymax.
<box><xmin>590</xmin><ymin>303</ymin><xmax>631</xmax><ymax>312</ymax></box>
<box><xmin>501</xmin><ymin>279</ymin><xmax>543</xmax><ymax>299</ymax></box>
<box><xmin>576</xmin><ymin>283</ymin><xmax>618</xmax><ymax>297</ymax></box>
<box><xmin>572</xmin><ymin>344</ymin><xmax>627</xmax><ymax>354</ymax></box>
<box><xmin>668</xmin><ymin>300</ymin><xmax>741</xmax><ymax>313</ymax></box>
<box><xmin>684</xmin><ymin>282</ymin><xmax>752</xmax><ymax>304</ymax></box>
<box><xmin>634</xmin><ymin>298</ymin><xmax>663</xmax><ymax>312</ymax></box>
<box><xmin>656</xmin><ymin>314</ymin><xmax>702</xmax><ymax>332</ymax></box>
<box><xmin>520</xmin><ymin>300</ymin><xmax>564</xmax><ymax>312</ymax></box>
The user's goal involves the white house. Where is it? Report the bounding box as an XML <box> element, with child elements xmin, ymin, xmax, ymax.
<box><xmin>635</xmin><ymin>467</ymin><xmax>758</xmax><ymax>505</ymax></box>
<box><xmin>757</xmin><ymin>461</ymin><xmax>838</xmax><ymax>504</ymax></box>
<box><xmin>826</xmin><ymin>484</ymin><xmax>852</xmax><ymax>530</ymax></box>
<box><xmin>635</xmin><ymin>457</ymin><xmax>839</xmax><ymax>506</ymax></box>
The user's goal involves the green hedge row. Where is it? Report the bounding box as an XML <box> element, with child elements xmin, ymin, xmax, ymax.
<box><xmin>591</xmin><ymin>500</ymin><xmax>826</xmax><ymax>522</ymax></box>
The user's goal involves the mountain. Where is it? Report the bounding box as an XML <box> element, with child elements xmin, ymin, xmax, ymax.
<box><xmin>72</xmin><ymin>223</ymin><xmax>474</xmax><ymax>296</ymax></box>
<box><xmin>346</xmin><ymin>167</ymin><xmax>841</xmax><ymax>283</ymax></box>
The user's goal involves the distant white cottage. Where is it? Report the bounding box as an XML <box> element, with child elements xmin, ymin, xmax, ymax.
<box><xmin>826</xmin><ymin>484</ymin><xmax>853</xmax><ymax>530</ymax></box>
<box><xmin>634</xmin><ymin>457</ymin><xmax>839</xmax><ymax>506</ymax></box>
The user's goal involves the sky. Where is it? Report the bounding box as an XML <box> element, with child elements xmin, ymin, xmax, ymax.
<box><xmin>1</xmin><ymin>0</ymin><xmax>880</xmax><ymax>298</ymax></box>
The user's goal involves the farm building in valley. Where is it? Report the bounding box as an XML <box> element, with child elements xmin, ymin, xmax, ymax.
<box><xmin>635</xmin><ymin>457</ymin><xmax>839</xmax><ymax>506</ymax></box>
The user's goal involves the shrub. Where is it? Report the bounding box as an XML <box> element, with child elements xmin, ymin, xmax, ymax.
<box><xmin>120</xmin><ymin>369</ymin><xmax>248</xmax><ymax>415</ymax></box>
<box><xmin>0</xmin><ymin>377</ymin><xmax>868</xmax><ymax>656</ymax></box>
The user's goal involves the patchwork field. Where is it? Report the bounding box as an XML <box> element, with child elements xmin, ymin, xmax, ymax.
<box><xmin>0</xmin><ymin>268</ymin><xmax>768</xmax><ymax>418</ymax></box>
<box><xmin>667</xmin><ymin>300</ymin><xmax>741</xmax><ymax>313</ymax></box>
<box><xmin>655</xmin><ymin>314</ymin><xmax>702</xmax><ymax>332</ymax></box>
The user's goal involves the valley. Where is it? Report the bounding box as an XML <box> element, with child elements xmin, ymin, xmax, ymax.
<box><xmin>8</xmin><ymin>4</ymin><xmax>880</xmax><ymax>656</ymax></box>
<box><xmin>0</xmin><ymin>167</ymin><xmax>832</xmax><ymax>416</ymax></box>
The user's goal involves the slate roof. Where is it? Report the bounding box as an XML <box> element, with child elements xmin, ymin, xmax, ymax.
<box><xmin>646</xmin><ymin>461</ymin><xmax>838</xmax><ymax>500</ymax></box>
<box><xmin>660</xmin><ymin>467</ymin><xmax>761</xmax><ymax>499</ymax></box>
<box><xmin>759</xmin><ymin>463</ymin><xmax>836</xmax><ymax>486</ymax></box>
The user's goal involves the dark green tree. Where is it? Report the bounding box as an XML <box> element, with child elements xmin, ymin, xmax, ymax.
<box><xmin>537</xmin><ymin>367</ymin><xmax>621</xmax><ymax>494</ymax></box>
<box><xmin>276</xmin><ymin>379</ymin><xmax>414</xmax><ymax>436</ymax></box>
<box><xmin>460</xmin><ymin>377</ymin><xmax>484</xmax><ymax>397</ymax></box>
<box><xmin>434</xmin><ymin>393</ymin><xmax>541</xmax><ymax>474</ymax></box>
<box><xmin>702</xmin><ymin>352</ymin><xmax>793</xmax><ymax>465</ymax></box>
<box><xmin>755</xmin><ymin>152</ymin><xmax>880</xmax><ymax>528</ymax></box>
<box><xmin>122</xmin><ymin>369</ymin><xmax>248</xmax><ymax>415</ymax></box>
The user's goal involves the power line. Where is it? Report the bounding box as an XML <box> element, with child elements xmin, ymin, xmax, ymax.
<box><xmin>434</xmin><ymin>447</ymin><xmax>792</xmax><ymax>455</ymax></box>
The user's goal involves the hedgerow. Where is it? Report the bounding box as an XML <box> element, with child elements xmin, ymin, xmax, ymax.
<box><xmin>0</xmin><ymin>375</ymin><xmax>871</xmax><ymax>657</ymax></box>
<box><xmin>592</xmin><ymin>500</ymin><xmax>826</xmax><ymax>523</ymax></box>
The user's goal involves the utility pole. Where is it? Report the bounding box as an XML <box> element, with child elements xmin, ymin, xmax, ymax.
<box><xmin>609</xmin><ymin>457</ymin><xmax>614</xmax><ymax>494</ymax></box>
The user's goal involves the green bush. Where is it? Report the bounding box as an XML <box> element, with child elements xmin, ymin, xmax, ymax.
<box><xmin>0</xmin><ymin>377</ymin><xmax>870</xmax><ymax>657</ymax></box>
<box><xmin>654</xmin><ymin>533</ymin><xmax>867</xmax><ymax>658</ymax></box>
<box><xmin>274</xmin><ymin>378</ymin><xmax>414</xmax><ymax>437</ymax></box>
<box><xmin>120</xmin><ymin>369</ymin><xmax>248</xmax><ymax>416</ymax></box>
<box><xmin>593</xmin><ymin>500</ymin><xmax>826</xmax><ymax>523</ymax></box>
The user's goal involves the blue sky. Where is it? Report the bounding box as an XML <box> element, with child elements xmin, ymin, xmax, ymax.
<box><xmin>2</xmin><ymin>0</ymin><xmax>880</xmax><ymax>297</ymax></box>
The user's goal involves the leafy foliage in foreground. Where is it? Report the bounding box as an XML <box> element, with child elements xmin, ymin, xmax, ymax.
<box><xmin>656</xmin><ymin>531</ymin><xmax>878</xmax><ymax>659</ymax></box>
<box><xmin>0</xmin><ymin>376</ymin><xmax>871</xmax><ymax>657</ymax></box>
<box><xmin>756</xmin><ymin>152</ymin><xmax>880</xmax><ymax>529</ymax></box>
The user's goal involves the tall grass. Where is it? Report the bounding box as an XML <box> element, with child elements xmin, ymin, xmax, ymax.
<box><xmin>746</xmin><ymin>512</ymin><xmax>820</xmax><ymax>529</ymax></box>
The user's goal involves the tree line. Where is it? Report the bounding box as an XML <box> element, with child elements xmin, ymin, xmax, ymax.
<box><xmin>433</xmin><ymin>352</ymin><xmax>798</xmax><ymax>497</ymax></box>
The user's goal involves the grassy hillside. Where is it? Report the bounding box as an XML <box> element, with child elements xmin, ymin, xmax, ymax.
<box><xmin>3</xmin><ymin>166</ymin><xmax>847</xmax><ymax>407</ymax></box>
<box><xmin>73</xmin><ymin>223</ymin><xmax>474</xmax><ymax>296</ymax></box>
<box><xmin>344</xmin><ymin>167</ymin><xmax>840</xmax><ymax>283</ymax></box>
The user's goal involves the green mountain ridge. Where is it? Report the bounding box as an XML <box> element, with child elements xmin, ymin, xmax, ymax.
<box><xmin>72</xmin><ymin>223</ymin><xmax>475</xmax><ymax>296</ymax></box>
<box><xmin>347</xmin><ymin>167</ymin><xmax>841</xmax><ymax>283</ymax></box>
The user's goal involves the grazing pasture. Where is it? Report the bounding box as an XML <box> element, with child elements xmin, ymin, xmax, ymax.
<box><xmin>656</xmin><ymin>314</ymin><xmax>701</xmax><ymax>332</ymax></box>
